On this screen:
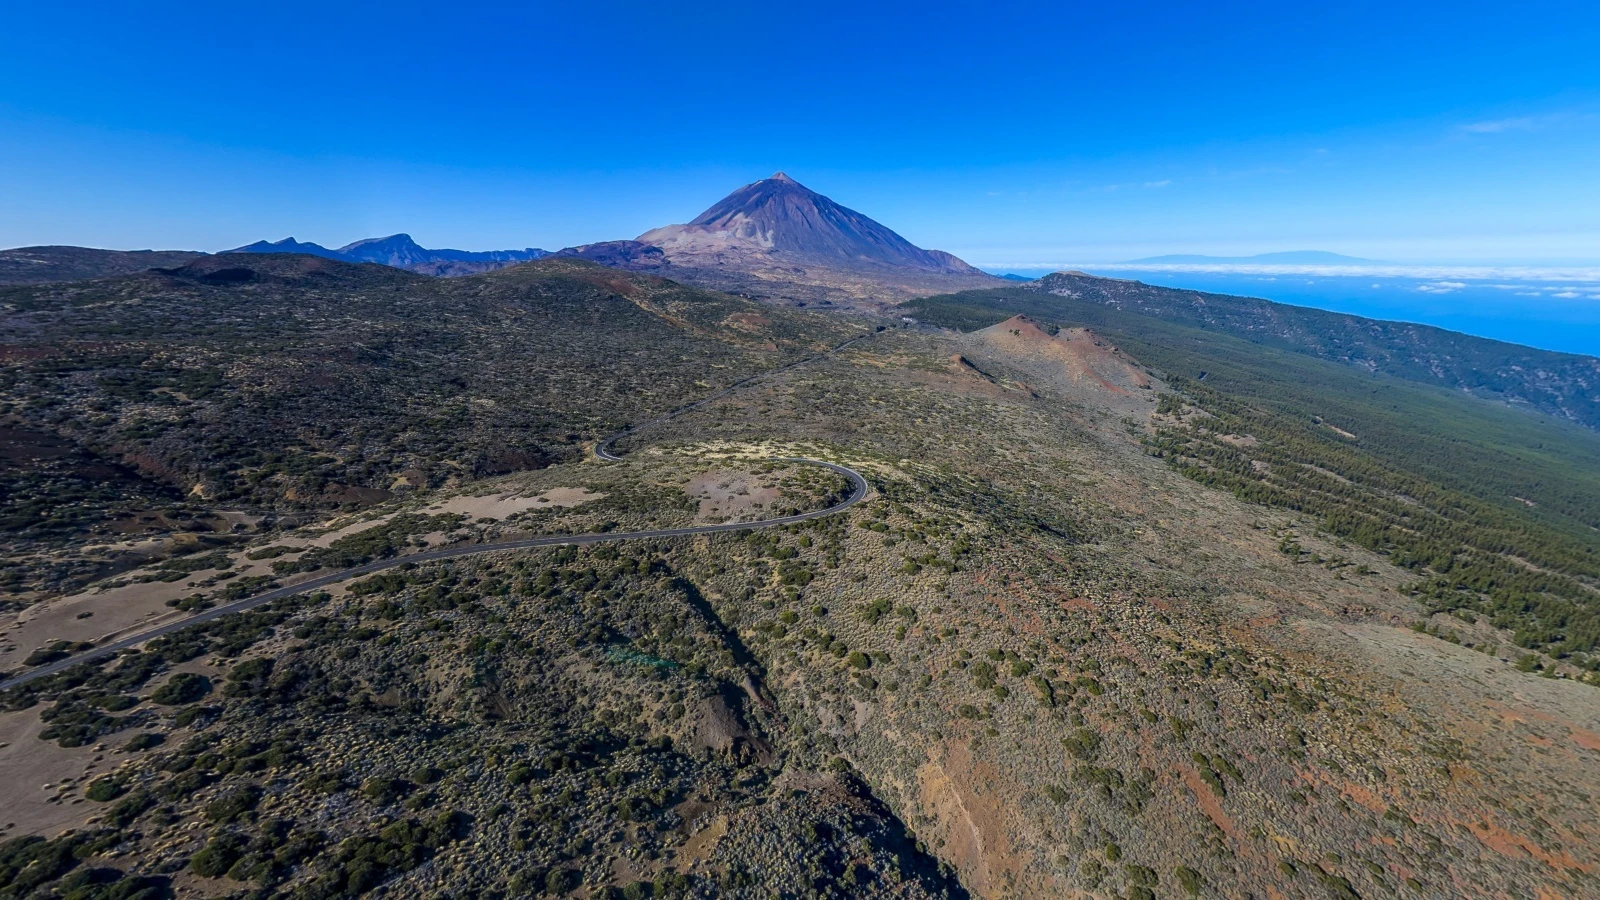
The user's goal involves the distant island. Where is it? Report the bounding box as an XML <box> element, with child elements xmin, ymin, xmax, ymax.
<box><xmin>1124</xmin><ymin>250</ymin><xmax>1382</xmax><ymax>265</ymax></box>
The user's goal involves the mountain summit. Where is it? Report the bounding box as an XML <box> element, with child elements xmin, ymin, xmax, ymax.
<box><xmin>612</xmin><ymin>172</ymin><xmax>996</xmax><ymax>307</ymax></box>
<box><xmin>336</xmin><ymin>234</ymin><xmax>547</xmax><ymax>268</ymax></box>
<box><xmin>336</xmin><ymin>234</ymin><xmax>438</xmax><ymax>267</ymax></box>
<box><xmin>638</xmin><ymin>173</ymin><xmax>983</xmax><ymax>276</ymax></box>
<box><xmin>227</xmin><ymin>237</ymin><xmax>347</xmax><ymax>260</ymax></box>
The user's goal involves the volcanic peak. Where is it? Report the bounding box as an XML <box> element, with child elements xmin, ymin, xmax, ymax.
<box><xmin>638</xmin><ymin>173</ymin><xmax>981</xmax><ymax>275</ymax></box>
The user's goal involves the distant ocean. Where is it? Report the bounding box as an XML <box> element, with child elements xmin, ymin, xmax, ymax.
<box><xmin>991</xmin><ymin>265</ymin><xmax>1600</xmax><ymax>358</ymax></box>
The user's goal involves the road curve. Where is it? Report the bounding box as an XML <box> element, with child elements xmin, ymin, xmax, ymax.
<box><xmin>0</xmin><ymin>336</ymin><xmax>876</xmax><ymax>691</ymax></box>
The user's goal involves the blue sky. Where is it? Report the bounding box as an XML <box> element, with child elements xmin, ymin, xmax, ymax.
<box><xmin>2</xmin><ymin>1</ymin><xmax>1599</xmax><ymax>266</ymax></box>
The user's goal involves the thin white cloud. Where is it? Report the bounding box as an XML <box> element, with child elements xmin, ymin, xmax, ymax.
<box><xmin>1461</xmin><ymin>116</ymin><xmax>1538</xmax><ymax>134</ymax></box>
<box><xmin>1418</xmin><ymin>281</ymin><xmax>1469</xmax><ymax>293</ymax></box>
<box><xmin>1553</xmin><ymin>291</ymin><xmax>1582</xmax><ymax>298</ymax></box>
<box><xmin>1021</xmin><ymin>262</ymin><xmax>1600</xmax><ymax>283</ymax></box>
<box><xmin>1457</xmin><ymin>109</ymin><xmax>1595</xmax><ymax>137</ymax></box>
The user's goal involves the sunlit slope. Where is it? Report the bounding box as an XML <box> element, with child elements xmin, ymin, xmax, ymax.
<box><xmin>905</xmin><ymin>288</ymin><xmax>1600</xmax><ymax>659</ymax></box>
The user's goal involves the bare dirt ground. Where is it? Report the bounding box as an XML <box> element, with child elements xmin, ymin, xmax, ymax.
<box><xmin>0</xmin><ymin>657</ymin><xmax>225</xmax><ymax>841</ymax></box>
<box><xmin>421</xmin><ymin>487</ymin><xmax>604</xmax><ymax>520</ymax></box>
<box><xmin>0</xmin><ymin>486</ymin><xmax>610</xmax><ymax>675</ymax></box>
<box><xmin>0</xmin><ymin>709</ymin><xmax>105</xmax><ymax>839</ymax></box>
<box><xmin>0</xmin><ymin>553</ymin><xmax>290</xmax><ymax>673</ymax></box>
<box><xmin>686</xmin><ymin>471</ymin><xmax>780</xmax><ymax>522</ymax></box>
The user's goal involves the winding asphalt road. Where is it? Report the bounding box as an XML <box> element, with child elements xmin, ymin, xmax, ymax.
<box><xmin>0</xmin><ymin>336</ymin><xmax>875</xmax><ymax>691</ymax></box>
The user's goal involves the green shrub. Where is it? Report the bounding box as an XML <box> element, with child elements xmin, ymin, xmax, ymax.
<box><xmin>85</xmin><ymin>777</ymin><xmax>127</xmax><ymax>802</ymax></box>
<box><xmin>860</xmin><ymin>598</ymin><xmax>893</xmax><ymax>625</ymax></box>
<box><xmin>546</xmin><ymin>868</ymin><xmax>578</xmax><ymax>894</ymax></box>
<box><xmin>1124</xmin><ymin>864</ymin><xmax>1158</xmax><ymax>887</ymax></box>
<box><xmin>1062</xmin><ymin>729</ymin><xmax>1101</xmax><ymax>760</ymax></box>
<box><xmin>151</xmin><ymin>673</ymin><xmax>211</xmax><ymax>705</ymax></box>
<box><xmin>302</xmin><ymin>770</ymin><xmax>351</xmax><ymax>794</ymax></box>
<box><xmin>361</xmin><ymin>777</ymin><xmax>414</xmax><ymax>804</ymax></box>
<box><xmin>205</xmin><ymin>785</ymin><xmax>263</xmax><ymax>824</ymax></box>
<box><xmin>314</xmin><ymin>810</ymin><xmax>470</xmax><ymax>895</ymax></box>
<box><xmin>190</xmin><ymin>833</ymin><xmax>244</xmax><ymax>878</ymax></box>
<box><xmin>224</xmin><ymin>658</ymin><xmax>275</xmax><ymax>697</ymax></box>
<box><xmin>0</xmin><ymin>831</ymin><xmax>96</xmax><ymax>895</ymax></box>
<box><xmin>173</xmin><ymin>705</ymin><xmax>221</xmax><ymax>728</ymax></box>
<box><xmin>24</xmin><ymin>641</ymin><xmax>91</xmax><ymax>667</ymax></box>
<box><xmin>104</xmin><ymin>792</ymin><xmax>155</xmax><ymax>829</ymax></box>
<box><xmin>125</xmin><ymin>732</ymin><xmax>165</xmax><ymax>752</ymax></box>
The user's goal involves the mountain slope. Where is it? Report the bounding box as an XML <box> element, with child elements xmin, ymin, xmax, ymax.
<box><xmin>0</xmin><ymin>246</ymin><xmax>206</xmax><ymax>284</ymax></box>
<box><xmin>903</xmin><ymin>285</ymin><xmax>1600</xmax><ymax>657</ymax></box>
<box><xmin>551</xmin><ymin>240</ymin><xmax>669</xmax><ymax>269</ymax></box>
<box><xmin>1017</xmin><ymin>271</ymin><xmax>1600</xmax><ymax>431</ymax></box>
<box><xmin>0</xmin><ymin>253</ymin><xmax>865</xmax><ymax>595</ymax></box>
<box><xmin>336</xmin><ymin>233</ymin><xmax>548</xmax><ymax>271</ymax></box>
<box><xmin>615</xmin><ymin>173</ymin><xmax>1000</xmax><ymax>307</ymax></box>
<box><xmin>641</xmin><ymin>172</ymin><xmax>979</xmax><ymax>274</ymax></box>
<box><xmin>5</xmin><ymin>256</ymin><xmax>1600</xmax><ymax>899</ymax></box>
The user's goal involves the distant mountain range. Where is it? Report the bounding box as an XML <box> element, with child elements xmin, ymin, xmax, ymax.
<box><xmin>225</xmin><ymin>237</ymin><xmax>348</xmax><ymax>261</ymax></box>
<box><xmin>1124</xmin><ymin>251</ymin><xmax>1382</xmax><ymax>265</ymax></box>
<box><xmin>0</xmin><ymin>236</ymin><xmax>551</xmax><ymax>285</ymax></box>
<box><xmin>231</xmin><ymin>174</ymin><xmax>995</xmax><ymax>301</ymax></box>
<box><xmin>2</xmin><ymin>174</ymin><xmax>994</xmax><ymax>301</ymax></box>
<box><xmin>228</xmin><ymin>234</ymin><xmax>549</xmax><ymax>276</ymax></box>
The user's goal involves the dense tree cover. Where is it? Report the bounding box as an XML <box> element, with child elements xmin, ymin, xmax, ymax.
<box><xmin>1147</xmin><ymin>376</ymin><xmax>1600</xmax><ymax>659</ymax></box>
<box><xmin>904</xmin><ymin>291</ymin><xmax>1600</xmax><ymax>663</ymax></box>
